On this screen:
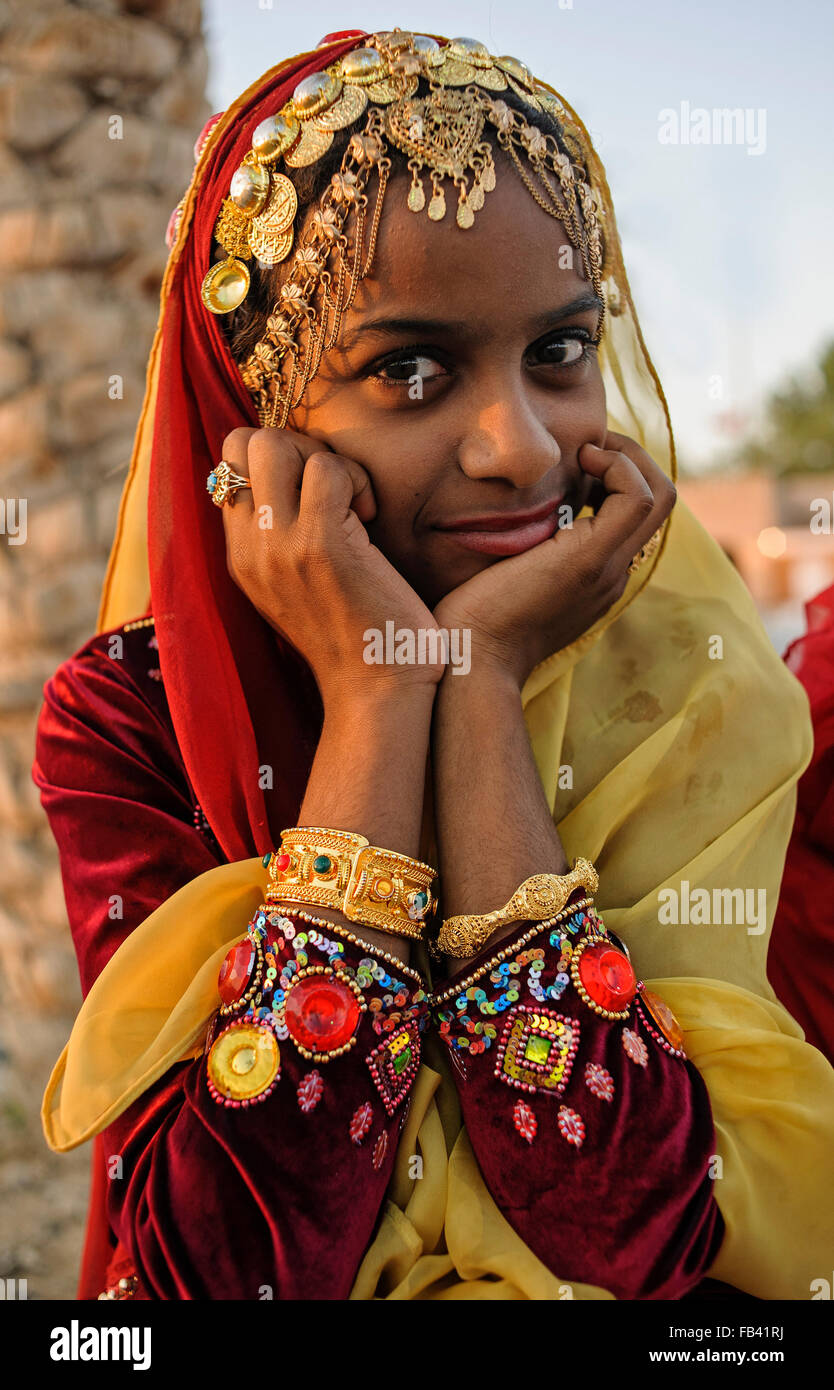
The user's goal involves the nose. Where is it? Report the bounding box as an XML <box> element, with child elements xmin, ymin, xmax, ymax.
<box><xmin>456</xmin><ymin>382</ymin><xmax>561</xmax><ymax>488</ymax></box>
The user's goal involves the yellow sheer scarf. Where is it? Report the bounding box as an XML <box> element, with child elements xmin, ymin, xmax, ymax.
<box><xmin>43</xmin><ymin>46</ymin><xmax>834</xmax><ymax>1299</ymax></box>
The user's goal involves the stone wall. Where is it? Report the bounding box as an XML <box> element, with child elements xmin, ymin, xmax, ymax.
<box><xmin>0</xmin><ymin>0</ymin><xmax>208</xmax><ymax>1298</ymax></box>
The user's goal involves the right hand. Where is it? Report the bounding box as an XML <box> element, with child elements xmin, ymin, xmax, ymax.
<box><xmin>219</xmin><ymin>427</ymin><xmax>446</xmax><ymax>704</ymax></box>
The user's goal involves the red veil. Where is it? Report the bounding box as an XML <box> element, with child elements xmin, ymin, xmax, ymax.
<box><xmin>144</xmin><ymin>32</ymin><xmax>379</xmax><ymax>862</ymax></box>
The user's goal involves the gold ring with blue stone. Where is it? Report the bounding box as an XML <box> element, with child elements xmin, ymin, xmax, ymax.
<box><xmin>207</xmin><ymin>460</ymin><xmax>253</xmax><ymax>507</ymax></box>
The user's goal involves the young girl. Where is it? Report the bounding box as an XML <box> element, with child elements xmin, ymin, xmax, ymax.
<box><xmin>35</xmin><ymin>28</ymin><xmax>834</xmax><ymax>1301</ymax></box>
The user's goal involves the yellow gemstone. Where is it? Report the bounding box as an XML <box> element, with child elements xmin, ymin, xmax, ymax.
<box><xmin>252</xmin><ymin>111</ymin><xmax>300</xmax><ymax>162</ymax></box>
<box><xmin>231</xmin><ymin>1045</ymin><xmax>256</xmax><ymax>1075</ymax></box>
<box><xmin>200</xmin><ymin>258</ymin><xmax>250</xmax><ymax>315</ymax></box>
<box><xmin>229</xmin><ymin>161</ymin><xmax>270</xmax><ymax>215</ymax></box>
<box><xmin>373</xmin><ymin>876</ymin><xmax>394</xmax><ymax>899</ymax></box>
<box><xmin>448</xmin><ymin>37</ymin><xmax>492</xmax><ymax>67</ymax></box>
<box><xmin>292</xmin><ymin>70</ymin><xmax>342</xmax><ymax>119</ymax></box>
<box><xmin>525</xmin><ymin>1034</ymin><xmax>552</xmax><ymax>1065</ymax></box>
<box><xmin>207</xmin><ymin>1021</ymin><xmax>280</xmax><ymax>1101</ymax></box>
<box><xmin>341</xmin><ymin>46</ymin><xmax>386</xmax><ymax>84</ymax></box>
<box><xmin>496</xmin><ymin>55</ymin><xmax>535</xmax><ymax>88</ymax></box>
<box><xmin>413</xmin><ymin>35</ymin><xmax>444</xmax><ymax>66</ymax></box>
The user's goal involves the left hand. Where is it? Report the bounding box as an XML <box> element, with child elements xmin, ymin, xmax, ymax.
<box><xmin>433</xmin><ymin>431</ymin><xmax>676</xmax><ymax>688</ymax></box>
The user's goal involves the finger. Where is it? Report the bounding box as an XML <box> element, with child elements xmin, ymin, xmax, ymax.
<box><xmin>602</xmin><ymin>431</ymin><xmax>677</xmax><ymax>561</ymax></box>
<box><xmin>244</xmin><ymin>427</ymin><xmax>328</xmax><ymax>528</ymax></box>
<box><xmin>297</xmin><ymin>452</ymin><xmax>377</xmax><ymax>530</ymax></box>
<box><xmin>577</xmin><ymin>438</ymin><xmax>675</xmax><ymax>567</ymax></box>
<box><xmin>215</xmin><ymin>427</ymin><xmax>256</xmax><ymax>512</ymax></box>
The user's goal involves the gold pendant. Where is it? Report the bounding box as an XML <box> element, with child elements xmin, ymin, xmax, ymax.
<box><xmin>407</xmin><ymin>180</ymin><xmax>425</xmax><ymax>212</ymax></box>
<box><xmin>207</xmin><ymin>1018</ymin><xmax>281</xmax><ymax>1102</ymax></box>
<box><xmin>215</xmin><ymin>198</ymin><xmax>253</xmax><ymax>260</ymax></box>
<box><xmin>313</xmin><ymin>84</ymin><xmax>368</xmax><ymax>131</ymax></box>
<box><xmin>284</xmin><ymin>123</ymin><xmax>333</xmax><ymax>168</ymax></box>
<box><xmin>201</xmin><ymin>257</ymin><xmax>250</xmax><ymax>315</ymax></box>
<box><xmin>387</xmin><ymin>89</ymin><xmax>484</xmax><ymax>176</ymax></box>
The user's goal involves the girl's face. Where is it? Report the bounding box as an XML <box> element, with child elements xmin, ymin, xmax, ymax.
<box><xmin>290</xmin><ymin>153</ymin><xmax>607</xmax><ymax>607</ymax></box>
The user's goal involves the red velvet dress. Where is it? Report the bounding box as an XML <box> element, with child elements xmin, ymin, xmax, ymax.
<box><xmin>34</xmin><ymin>620</ymin><xmax>724</xmax><ymax>1300</ymax></box>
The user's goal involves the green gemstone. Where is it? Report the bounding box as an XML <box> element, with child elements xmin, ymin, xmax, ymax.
<box><xmin>262</xmin><ymin>853</ymin><xmax>272</xmax><ymax>867</ymax></box>
<box><xmin>313</xmin><ymin>854</ymin><xmax>331</xmax><ymax>874</ymax></box>
<box><xmin>393</xmin><ymin>1046</ymin><xmax>412</xmax><ymax>1075</ymax></box>
<box><xmin>413</xmin><ymin>891</ymin><xmax>428</xmax><ymax>910</ymax></box>
<box><xmin>525</xmin><ymin>1035</ymin><xmax>552</xmax><ymax>1065</ymax></box>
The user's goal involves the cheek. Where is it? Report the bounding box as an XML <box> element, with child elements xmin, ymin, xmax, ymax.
<box><xmin>554</xmin><ymin>368</ymin><xmax>606</xmax><ymax>439</ymax></box>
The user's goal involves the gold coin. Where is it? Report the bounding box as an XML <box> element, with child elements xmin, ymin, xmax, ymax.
<box><xmin>366</xmin><ymin>74</ymin><xmax>417</xmax><ymax>103</ymax></box>
<box><xmin>284</xmin><ymin>123</ymin><xmax>334</xmax><ymax>168</ymax></box>
<box><xmin>207</xmin><ymin>1020</ymin><xmax>280</xmax><ymax>1101</ymax></box>
<box><xmin>248</xmin><ymin>221</ymin><xmax>293</xmax><ymax>267</ymax></box>
<box><xmin>473</xmin><ymin>67</ymin><xmax>507</xmax><ymax>92</ymax></box>
<box><xmin>254</xmin><ymin>172</ymin><xmax>297</xmax><ymax>234</ymax></box>
<box><xmin>435</xmin><ymin>58</ymin><xmax>476</xmax><ymax>86</ymax></box>
<box><xmin>313</xmin><ymin>84</ymin><xmax>368</xmax><ymax>131</ymax></box>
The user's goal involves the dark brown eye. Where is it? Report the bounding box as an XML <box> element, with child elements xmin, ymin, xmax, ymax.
<box><xmin>532</xmin><ymin>336</ymin><xmax>591</xmax><ymax>366</ymax></box>
<box><xmin>375</xmin><ymin>354</ymin><xmax>446</xmax><ymax>384</ymax></box>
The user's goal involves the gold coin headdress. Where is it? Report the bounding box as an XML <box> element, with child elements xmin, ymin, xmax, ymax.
<box><xmin>200</xmin><ymin>32</ymin><xmax>609</xmax><ymax>427</ymax></box>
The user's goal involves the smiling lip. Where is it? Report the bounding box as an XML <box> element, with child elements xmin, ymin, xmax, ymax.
<box><xmin>435</xmin><ymin>497</ymin><xmax>564</xmax><ymax>556</ymax></box>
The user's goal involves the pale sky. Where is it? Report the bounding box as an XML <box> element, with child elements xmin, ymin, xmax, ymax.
<box><xmin>203</xmin><ymin>0</ymin><xmax>834</xmax><ymax>470</ymax></box>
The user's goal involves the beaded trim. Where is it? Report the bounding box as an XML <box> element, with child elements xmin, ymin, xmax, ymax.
<box><xmin>275</xmin><ymin>907</ymin><xmax>426</xmax><ymax>987</ymax></box>
<box><xmin>122</xmin><ymin>616</ymin><xmax>155</xmax><ymax>632</ymax></box>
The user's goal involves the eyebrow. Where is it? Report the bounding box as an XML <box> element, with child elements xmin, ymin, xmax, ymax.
<box><xmin>338</xmin><ymin>294</ymin><xmax>605</xmax><ymax>350</ymax></box>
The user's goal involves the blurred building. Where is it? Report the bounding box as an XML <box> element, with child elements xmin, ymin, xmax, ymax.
<box><xmin>678</xmin><ymin>471</ymin><xmax>834</xmax><ymax>651</ymax></box>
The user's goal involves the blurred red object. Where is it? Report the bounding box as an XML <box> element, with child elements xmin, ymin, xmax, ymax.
<box><xmin>769</xmin><ymin>583</ymin><xmax>834</xmax><ymax>1063</ymax></box>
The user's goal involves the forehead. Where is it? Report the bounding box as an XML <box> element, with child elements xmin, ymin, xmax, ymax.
<box><xmin>347</xmin><ymin>150</ymin><xmax>592</xmax><ymax>328</ymax></box>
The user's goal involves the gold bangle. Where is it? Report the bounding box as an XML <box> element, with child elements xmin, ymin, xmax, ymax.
<box><xmin>430</xmin><ymin>896</ymin><xmax>595</xmax><ymax>1005</ymax></box>
<box><xmin>266</xmin><ymin>826</ymin><xmax>437</xmax><ymax>941</ymax></box>
<box><xmin>436</xmin><ymin>859</ymin><xmax>599</xmax><ymax>959</ymax></box>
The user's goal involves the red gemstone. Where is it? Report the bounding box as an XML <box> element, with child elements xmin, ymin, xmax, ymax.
<box><xmin>218</xmin><ymin>938</ymin><xmax>255</xmax><ymax>1004</ymax></box>
<box><xmin>285</xmin><ymin>975</ymin><xmax>360</xmax><ymax>1052</ymax></box>
<box><xmin>274</xmin><ymin>853</ymin><xmax>291</xmax><ymax>872</ymax></box>
<box><xmin>578</xmin><ymin>943</ymin><xmax>636</xmax><ymax>1010</ymax></box>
